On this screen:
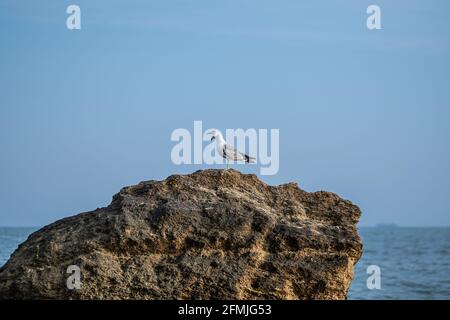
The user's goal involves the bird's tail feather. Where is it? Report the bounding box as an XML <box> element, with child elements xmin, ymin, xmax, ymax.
<box><xmin>244</xmin><ymin>155</ymin><xmax>256</xmax><ymax>163</ymax></box>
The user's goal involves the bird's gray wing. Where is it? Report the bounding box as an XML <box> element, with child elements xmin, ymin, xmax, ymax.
<box><xmin>235</xmin><ymin>148</ymin><xmax>256</xmax><ymax>163</ymax></box>
<box><xmin>223</xmin><ymin>144</ymin><xmax>246</xmax><ymax>161</ymax></box>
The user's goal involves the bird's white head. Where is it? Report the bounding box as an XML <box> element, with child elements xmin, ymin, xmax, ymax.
<box><xmin>206</xmin><ymin>129</ymin><xmax>223</xmax><ymax>142</ymax></box>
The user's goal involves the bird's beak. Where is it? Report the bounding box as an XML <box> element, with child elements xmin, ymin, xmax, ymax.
<box><xmin>211</xmin><ymin>136</ymin><xmax>215</xmax><ymax>141</ymax></box>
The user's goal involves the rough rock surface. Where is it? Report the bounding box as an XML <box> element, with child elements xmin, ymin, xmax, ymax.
<box><xmin>0</xmin><ymin>169</ymin><xmax>362</xmax><ymax>299</ymax></box>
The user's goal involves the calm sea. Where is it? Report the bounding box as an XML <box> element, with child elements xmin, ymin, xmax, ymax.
<box><xmin>0</xmin><ymin>227</ymin><xmax>449</xmax><ymax>299</ymax></box>
<box><xmin>349</xmin><ymin>227</ymin><xmax>450</xmax><ymax>299</ymax></box>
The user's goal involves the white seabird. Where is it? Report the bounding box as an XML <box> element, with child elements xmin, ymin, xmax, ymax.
<box><xmin>207</xmin><ymin>129</ymin><xmax>256</xmax><ymax>169</ymax></box>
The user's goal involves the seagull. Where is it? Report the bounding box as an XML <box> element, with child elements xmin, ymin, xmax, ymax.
<box><xmin>206</xmin><ymin>129</ymin><xmax>256</xmax><ymax>169</ymax></box>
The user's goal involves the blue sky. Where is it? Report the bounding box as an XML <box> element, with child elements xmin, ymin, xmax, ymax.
<box><xmin>0</xmin><ymin>0</ymin><xmax>449</xmax><ymax>226</ymax></box>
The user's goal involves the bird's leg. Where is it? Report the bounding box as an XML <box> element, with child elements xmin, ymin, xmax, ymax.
<box><xmin>226</xmin><ymin>159</ymin><xmax>229</xmax><ymax>170</ymax></box>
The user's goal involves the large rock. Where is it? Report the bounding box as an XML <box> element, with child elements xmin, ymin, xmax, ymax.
<box><xmin>0</xmin><ymin>169</ymin><xmax>362</xmax><ymax>299</ymax></box>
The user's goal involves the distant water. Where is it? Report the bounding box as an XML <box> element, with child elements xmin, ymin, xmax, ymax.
<box><xmin>0</xmin><ymin>227</ymin><xmax>38</xmax><ymax>267</ymax></box>
<box><xmin>349</xmin><ymin>227</ymin><xmax>450</xmax><ymax>299</ymax></box>
<box><xmin>0</xmin><ymin>227</ymin><xmax>449</xmax><ymax>299</ymax></box>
